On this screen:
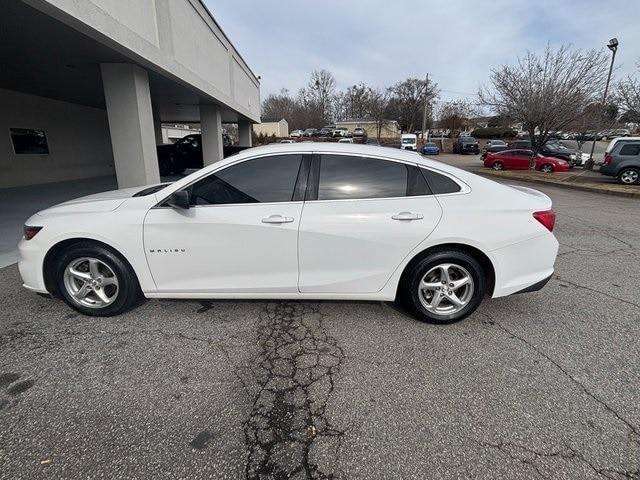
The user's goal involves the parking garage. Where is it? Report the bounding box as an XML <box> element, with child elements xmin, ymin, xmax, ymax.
<box><xmin>0</xmin><ymin>0</ymin><xmax>260</xmax><ymax>265</ymax></box>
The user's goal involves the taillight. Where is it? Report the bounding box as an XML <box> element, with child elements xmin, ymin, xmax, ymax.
<box><xmin>24</xmin><ymin>225</ymin><xmax>42</xmax><ymax>240</ymax></box>
<box><xmin>533</xmin><ymin>210</ymin><xmax>556</xmax><ymax>232</ymax></box>
<box><xmin>603</xmin><ymin>154</ymin><xmax>613</xmax><ymax>165</ymax></box>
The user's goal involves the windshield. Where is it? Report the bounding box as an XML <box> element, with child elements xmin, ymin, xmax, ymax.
<box><xmin>402</xmin><ymin>138</ymin><xmax>416</xmax><ymax>144</ymax></box>
<box><xmin>461</xmin><ymin>137</ymin><xmax>476</xmax><ymax>143</ymax></box>
<box><xmin>425</xmin><ymin>143</ymin><xmax>437</xmax><ymax>147</ymax></box>
<box><xmin>492</xmin><ymin>140</ymin><xmax>506</xmax><ymax>145</ymax></box>
<box><xmin>132</xmin><ymin>183</ymin><xmax>172</xmax><ymax>197</ymax></box>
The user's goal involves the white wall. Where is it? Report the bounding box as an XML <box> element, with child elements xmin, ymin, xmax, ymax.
<box><xmin>0</xmin><ymin>89</ymin><xmax>114</xmax><ymax>188</ymax></box>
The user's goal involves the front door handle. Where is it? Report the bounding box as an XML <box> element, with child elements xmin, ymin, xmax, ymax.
<box><xmin>392</xmin><ymin>211</ymin><xmax>424</xmax><ymax>221</ymax></box>
<box><xmin>262</xmin><ymin>214</ymin><xmax>294</xmax><ymax>224</ymax></box>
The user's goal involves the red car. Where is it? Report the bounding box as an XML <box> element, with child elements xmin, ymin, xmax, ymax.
<box><xmin>483</xmin><ymin>149</ymin><xmax>571</xmax><ymax>173</ymax></box>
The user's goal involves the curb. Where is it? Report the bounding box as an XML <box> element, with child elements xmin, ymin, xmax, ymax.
<box><xmin>477</xmin><ymin>171</ymin><xmax>640</xmax><ymax>199</ymax></box>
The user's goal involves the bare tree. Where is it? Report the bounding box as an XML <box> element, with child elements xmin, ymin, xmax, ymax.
<box><xmin>387</xmin><ymin>78</ymin><xmax>439</xmax><ymax>132</ymax></box>
<box><xmin>367</xmin><ymin>88</ymin><xmax>392</xmax><ymax>140</ymax></box>
<box><xmin>616</xmin><ymin>60</ymin><xmax>640</xmax><ymax>123</ymax></box>
<box><xmin>345</xmin><ymin>83</ymin><xmax>373</xmax><ymax>119</ymax></box>
<box><xmin>479</xmin><ymin>45</ymin><xmax>609</xmax><ymax>168</ymax></box>
<box><xmin>436</xmin><ymin>100</ymin><xmax>479</xmax><ymax>133</ymax></box>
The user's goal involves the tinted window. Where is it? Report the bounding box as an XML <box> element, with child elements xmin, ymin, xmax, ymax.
<box><xmin>619</xmin><ymin>144</ymin><xmax>640</xmax><ymax>156</ymax></box>
<box><xmin>10</xmin><ymin>128</ymin><xmax>49</xmax><ymax>154</ymax></box>
<box><xmin>188</xmin><ymin>155</ymin><xmax>302</xmax><ymax>205</ymax></box>
<box><xmin>421</xmin><ymin>168</ymin><xmax>461</xmax><ymax>194</ymax></box>
<box><xmin>318</xmin><ymin>155</ymin><xmax>407</xmax><ymax>200</ymax></box>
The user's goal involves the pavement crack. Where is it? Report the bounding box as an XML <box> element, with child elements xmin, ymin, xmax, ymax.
<box><xmin>243</xmin><ymin>302</ymin><xmax>345</xmax><ymax>480</ymax></box>
<box><xmin>553</xmin><ymin>276</ymin><xmax>640</xmax><ymax>310</ymax></box>
<box><xmin>482</xmin><ymin>313</ymin><xmax>640</xmax><ymax>446</ymax></box>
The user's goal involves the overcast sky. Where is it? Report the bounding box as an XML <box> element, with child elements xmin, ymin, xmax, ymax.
<box><xmin>205</xmin><ymin>0</ymin><xmax>640</xmax><ymax>104</ymax></box>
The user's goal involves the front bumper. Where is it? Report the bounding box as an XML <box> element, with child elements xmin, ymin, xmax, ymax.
<box><xmin>18</xmin><ymin>237</ymin><xmax>49</xmax><ymax>294</ymax></box>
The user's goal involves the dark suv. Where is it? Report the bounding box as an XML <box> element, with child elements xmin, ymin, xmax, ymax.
<box><xmin>600</xmin><ymin>141</ymin><xmax>640</xmax><ymax>185</ymax></box>
<box><xmin>453</xmin><ymin>136</ymin><xmax>480</xmax><ymax>154</ymax></box>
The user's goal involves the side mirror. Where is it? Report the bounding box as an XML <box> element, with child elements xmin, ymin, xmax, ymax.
<box><xmin>166</xmin><ymin>190</ymin><xmax>190</xmax><ymax>209</ymax></box>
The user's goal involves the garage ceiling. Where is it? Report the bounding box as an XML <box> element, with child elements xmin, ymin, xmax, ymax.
<box><xmin>0</xmin><ymin>1</ymin><xmax>241</xmax><ymax>123</ymax></box>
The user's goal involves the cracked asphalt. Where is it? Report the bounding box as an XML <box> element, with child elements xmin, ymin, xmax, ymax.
<box><xmin>1</xmin><ymin>179</ymin><xmax>639</xmax><ymax>479</ymax></box>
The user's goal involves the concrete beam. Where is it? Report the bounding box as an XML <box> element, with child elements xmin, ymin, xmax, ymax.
<box><xmin>100</xmin><ymin>63</ymin><xmax>160</xmax><ymax>188</ymax></box>
<box><xmin>201</xmin><ymin>104</ymin><xmax>223</xmax><ymax>166</ymax></box>
<box><xmin>238</xmin><ymin>121</ymin><xmax>252</xmax><ymax>147</ymax></box>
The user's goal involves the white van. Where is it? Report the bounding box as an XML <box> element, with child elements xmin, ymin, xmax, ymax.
<box><xmin>400</xmin><ymin>133</ymin><xmax>417</xmax><ymax>151</ymax></box>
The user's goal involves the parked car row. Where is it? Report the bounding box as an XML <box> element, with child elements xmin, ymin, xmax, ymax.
<box><xmin>291</xmin><ymin>126</ymin><xmax>367</xmax><ymax>139</ymax></box>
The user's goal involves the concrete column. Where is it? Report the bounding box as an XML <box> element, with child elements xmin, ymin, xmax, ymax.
<box><xmin>153</xmin><ymin>117</ymin><xmax>164</xmax><ymax>145</ymax></box>
<box><xmin>200</xmin><ymin>104</ymin><xmax>223</xmax><ymax>166</ymax></box>
<box><xmin>100</xmin><ymin>63</ymin><xmax>160</xmax><ymax>188</ymax></box>
<box><xmin>238</xmin><ymin>120</ymin><xmax>252</xmax><ymax>147</ymax></box>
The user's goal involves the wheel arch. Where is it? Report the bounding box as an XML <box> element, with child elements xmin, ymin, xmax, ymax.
<box><xmin>396</xmin><ymin>243</ymin><xmax>496</xmax><ymax>298</ymax></box>
<box><xmin>42</xmin><ymin>237</ymin><xmax>140</xmax><ymax>296</ymax></box>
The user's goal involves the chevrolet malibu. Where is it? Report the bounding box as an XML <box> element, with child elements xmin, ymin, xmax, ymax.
<box><xmin>18</xmin><ymin>143</ymin><xmax>558</xmax><ymax>323</ymax></box>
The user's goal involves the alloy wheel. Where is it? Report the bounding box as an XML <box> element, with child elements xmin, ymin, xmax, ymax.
<box><xmin>540</xmin><ymin>164</ymin><xmax>553</xmax><ymax>173</ymax></box>
<box><xmin>418</xmin><ymin>263</ymin><xmax>475</xmax><ymax>316</ymax></box>
<box><xmin>492</xmin><ymin>162</ymin><xmax>504</xmax><ymax>170</ymax></box>
<box><xmin>63</xmin><ymin>257</ymin><xmax>119</xmax><ymax>308</ymax></box>
<box><xmin>620</xmin><ymin>169</ymin><xmax>639</xmax><ymax>184</ymax></box>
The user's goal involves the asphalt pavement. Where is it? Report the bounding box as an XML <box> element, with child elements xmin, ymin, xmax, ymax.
<box><xmin>1</xmin><ymin>171</ymin><xmax>639</xmax><ymax>479</ymax></box>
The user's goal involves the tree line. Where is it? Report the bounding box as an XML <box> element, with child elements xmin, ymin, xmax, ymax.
<box><xmin>262</xmin><ymin>70</ymin><xmax>449</xmax><ymax>137</ymax></box>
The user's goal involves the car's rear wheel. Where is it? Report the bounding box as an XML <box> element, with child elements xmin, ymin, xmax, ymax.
<box><xmin>401</xmin><ymin>250</ymin><xmax>485</xmax><ymax>323</ymax></box>
<box><xmin>619</xmin><ymin>167</ymin><xmax>640</xmax><ymax>185</ymax></box>
<box><xmin>492</xmin><ymin>161</ymin><xmax>504</xmax><ymax>170</ymax></box>
<box><xmin>54</xmin><ymin>242</ymin><xmax>141</xmax><ymax>316</ymax></box>
<box><xmin>540</xmin><ymin>163</ymin><xmax>554</xmax><ymax>173</ymax></box>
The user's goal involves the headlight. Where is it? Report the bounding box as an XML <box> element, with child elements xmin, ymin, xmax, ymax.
<box><xmin>570</xmin><ymin>154</ymin><xmax>576</xmax><ymax>160</ymax></box>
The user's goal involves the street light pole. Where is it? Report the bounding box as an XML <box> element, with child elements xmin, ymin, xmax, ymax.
<box><xmin>422</xmin><ymin>73</ymin><xmax>429</xmax><ymax>143</ymax></box>
<box><xmin>586</xmin><ymin>38</ymin><xmax>618</xmax><ymax>170</ymax></box>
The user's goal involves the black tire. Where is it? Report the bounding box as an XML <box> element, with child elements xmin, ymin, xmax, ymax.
<box><xmin>492</xmin><ymin>161</ymin><xmax>504</xmax><ymax>171</ymax></box>
<box><xmin>618</xmin><ymin>167</ymin><xmax>640</xmax><ymax>185</ymax></box>
<box><xmin>400</xmin><ymin>250</ymin><xmax>485</xmax><ymax>324</ymax></box>
<box><xmin>54</xmin><ymin>242</ymin><xmax>142</xmax><ymax>317</ymax></box>
<box><xmin>540</xmin><ymin>163</ymin><xmax>554</xmax><ymax>173</ymax></box>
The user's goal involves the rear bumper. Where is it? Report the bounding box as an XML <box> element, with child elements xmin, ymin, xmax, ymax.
<box><xmin>599</xmin><ymin>164</ymin><xmax>616</xmax><ymax>176</ymax></box>
<box><xmin>490</xmin><ymin>233</ymin><xmax>558</xmax><ymax>298</ymax></box>
<box><xmin>513</xmin><ymin>274</ymin><xmax>552</xmax><ymax>294</ymax></box>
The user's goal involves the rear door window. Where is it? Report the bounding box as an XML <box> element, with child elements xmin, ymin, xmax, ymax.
<box><xmin>618</xmin><ymin>144</ymin><xmax>640</xmax><ymax>156</ymax></box>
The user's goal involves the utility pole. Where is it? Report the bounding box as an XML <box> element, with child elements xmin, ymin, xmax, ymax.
<box><xmin>422</xmin><ymin>73</ymin><xmax>429</xmax><ymax>143</ymax></box>
<box><xmin>586</xmin><ymin>38</ymin><xmax>618</xmax><ymax>170</ymax></box>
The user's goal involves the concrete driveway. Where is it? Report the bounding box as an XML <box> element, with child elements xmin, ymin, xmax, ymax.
<box><xmin>1</xmin><ymin>178</ymin><xmax>639</xmax><ymax>479</ymax></box>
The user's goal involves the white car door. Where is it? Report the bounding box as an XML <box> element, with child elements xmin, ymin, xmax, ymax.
<box><xmin>298</xmin><ymin>153</ymin><xmax>443</xmax><ymax>294</ymax></box>
<box><xmin>144</xmin><ymin>154</ymin><xmax>308</xmax><ymax>294</ymax></box>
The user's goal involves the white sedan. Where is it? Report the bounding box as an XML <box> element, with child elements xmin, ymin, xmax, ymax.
<box><xmin>18</xmin><ymin>143</ymin><xmax>558</xmax><ymax>323</ymax></box>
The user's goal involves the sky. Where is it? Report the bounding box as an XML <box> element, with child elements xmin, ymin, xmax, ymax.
<box><xmin>205</xmin><ymin>0</ymin><xmax>640</xmax><ymax>105</ymax></box>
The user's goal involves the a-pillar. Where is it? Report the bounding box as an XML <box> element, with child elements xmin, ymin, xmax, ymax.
<box><xmin>200</xmin><ymin>104</ymin><xmax>223</xmax><ymax>166</ymax></box>
<box><xmin>100</xmin><ymin>63</ymin><xmax>160</xmax><ymax>188</ymax></box>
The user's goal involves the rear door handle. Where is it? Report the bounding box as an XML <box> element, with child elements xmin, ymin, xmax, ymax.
<box><xmin>262</xmin><ymin>214</ymin><xmax>294</xmax><ymax>224</ymax></box>
<box><xmin>392</xmin><ymin>211</ymin><xmax>424</xmax><ymax>221</ymax></box>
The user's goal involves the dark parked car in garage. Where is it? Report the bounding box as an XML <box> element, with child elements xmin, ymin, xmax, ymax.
<box><xmin>453</xmin><ymin>136</ymin><xmax>480</xmax><ymax>154</ymax></box>
<box><xmin>156</xmin><ymin>133</ymin><xmax>236</xmax><ymax>175</ymax></box>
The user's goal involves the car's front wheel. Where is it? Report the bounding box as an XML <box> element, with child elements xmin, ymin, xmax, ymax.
<box><xmin>619</xmin><ymin>167</ymin><xmax>640</xmax><ymax>185</ymax></box>
<box><xmin>540</xmin><ymin>163</ymin><xmax>554</xmax><ymax>173</ymax></box>
<box><xmin>492</xmin><ymin>161</ymin><xmax>504</xmax><ymax>170</ymax></box>
<box><xmin>401</xmin><ymin>250</ymin><xmax>485</xmax><ymax>323</ymax></box>
<box><xmin>54</xmin><ymin>242</ymin><xmax>142</xmax><ymax>316</ymax></box>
